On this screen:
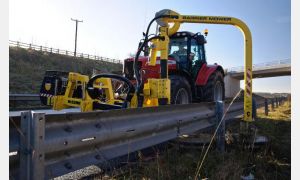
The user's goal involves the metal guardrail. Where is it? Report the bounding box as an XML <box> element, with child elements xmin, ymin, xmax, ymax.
<box><xmin>9</xmin><ymin>94</ymin><xmax>40</xmax><ymax>102</ymax></box>
<box><xmin>9</xmin><ymin>40</ymin><xmax>122</xmax><ymax>64</ymax></box>
<box><xmin>9</xmin><ymin>94</ymin><xmax>45</xmax><ymax>110</ymax></box>
<box><xmin>227</xmin><ymin>58</ymin><xmax>291</xmax><ymax>73</ymax></box>
<box><xmin>9</xmin><ymin>97</ymin><xmax>286</xmax><ymax>180</ymax></box>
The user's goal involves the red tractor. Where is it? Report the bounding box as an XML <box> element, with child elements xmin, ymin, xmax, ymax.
<box><xmin>123</xmin><ymin>31</ymin><xmax>225</xmax><ymax>104</ymax></box>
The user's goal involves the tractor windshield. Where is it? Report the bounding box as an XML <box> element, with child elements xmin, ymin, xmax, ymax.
<box><xmin>169</xmin><ymin>37</ymin><xmax>187</xmax><ymax>57</ymax></box>
<box><xmin>168</xmin><ymin>37</ymin><xmax>190</xmax><ymax>70</ymax></box>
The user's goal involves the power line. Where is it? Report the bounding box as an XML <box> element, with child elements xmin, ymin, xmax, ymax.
<box><xmin>71</xmin><ymin>18</ymin><xmax>83</xmax><ymax>57</ymax></box>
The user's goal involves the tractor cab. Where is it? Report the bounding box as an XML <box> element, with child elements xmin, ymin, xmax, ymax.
<box><xmin>123</xmin><ymin>30</ymin><xmax>224</xmax><ymax>104</ymax></box>
<box><xmin>168</xmin><ymin>31</ymin><xmax>207</xmax><ymax>78</ymax></box>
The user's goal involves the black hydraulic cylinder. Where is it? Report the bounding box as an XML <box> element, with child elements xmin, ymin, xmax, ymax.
<box><xmin>160</xmin><ymin>59</ymin><xmax>168</xmax><ymax>78</ymax></box>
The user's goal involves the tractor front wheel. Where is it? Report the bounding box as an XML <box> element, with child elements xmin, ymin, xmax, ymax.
<box><xmin>202</xmin><ymin>71</ymin><xmax>225</xmax><ymax>102</ymax></box>
<box><xmin>170</xmin><ymin>75</ymin><xmax>192</xmax><ymax>104</ymax></box>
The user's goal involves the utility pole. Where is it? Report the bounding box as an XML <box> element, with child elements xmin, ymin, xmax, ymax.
<box><xmin>71</xmin><ymin>18</ymin><xmax>83</xmax><ymax>57</ymax></box>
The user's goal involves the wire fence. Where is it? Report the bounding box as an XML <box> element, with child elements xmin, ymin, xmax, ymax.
<box><xmin>227</xmin><ymin>58</ymin><xmax>291</xmax><ymax>73</ymax></box>
<box><xmin>9</xmin><ymin>40</ymin><xmax>122</xmax><ymax>64</ymax></box>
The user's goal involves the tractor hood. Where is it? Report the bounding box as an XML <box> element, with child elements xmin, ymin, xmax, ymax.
<box><xmin>124</xmin><ymin>56</ymin><xmax>176</xmax><ymax>65</ymax></box>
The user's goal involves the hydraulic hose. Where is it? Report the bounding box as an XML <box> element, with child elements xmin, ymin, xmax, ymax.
<box><xmin>86</xmin><ymin>74</ymin><xmax>135</xmax><ymax>108</ymax></box>
<box><xmin>133</xmin><ymin>14</ymin><xmax>178</xmax><ymax>107</ymax></box>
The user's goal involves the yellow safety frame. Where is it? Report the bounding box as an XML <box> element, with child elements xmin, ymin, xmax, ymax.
<box><xmin>150</xmin><ymin>10</ymin><xmax>253</xmax><ymax>121</ymax></box>
<box><xmin>51</xmin><ymin>72</ymin><xmax>123</xmax><ymax>112</ymax></box>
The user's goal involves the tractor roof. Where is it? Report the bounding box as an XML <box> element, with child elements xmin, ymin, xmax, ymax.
<box><xmin>171</xmin><ymin>31</ymin><xmax>194</xmax><ymax>37</ymax></box>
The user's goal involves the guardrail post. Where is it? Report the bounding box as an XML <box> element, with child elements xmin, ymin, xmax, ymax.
<box><xmin>215</xmin><ymin>101</ymin><xmax>225</xmax><ymax>152</ymax></box>
<box><xmin>264</xmin><ymin>99</ymin><xmax>268</xmax><ymax>116</ymax></box>
<box><xmin>271</xmin><ymin>98</ymin><xmax>275</xmax><ymax>111</ymax></box>
<box><xmin>20</xmin><ymin>111</ymin><xmax>45</xmax><ymax>180</ymax></box>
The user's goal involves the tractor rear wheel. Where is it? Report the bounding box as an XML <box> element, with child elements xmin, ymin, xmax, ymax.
<box><xmin>202</xmin><ymin>71</ymin><xmax>225</xmax><ymax>102</ymax></box>
<box><xmin>170</xmin><ymin>75</ymin><xmax>192</xmax><ymax>104</ymax></box>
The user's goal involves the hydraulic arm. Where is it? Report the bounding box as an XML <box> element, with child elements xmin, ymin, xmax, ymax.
<box><xmin>147</xmin><ymin>9</ymin><xmax>253</xmax><ymax>122</ymax></box>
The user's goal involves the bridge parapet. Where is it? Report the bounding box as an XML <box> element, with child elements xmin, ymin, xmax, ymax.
<box><xmin>227</xmin><ymin>59</ymin><xmax>291</xmax><ymax>74</ymax></box>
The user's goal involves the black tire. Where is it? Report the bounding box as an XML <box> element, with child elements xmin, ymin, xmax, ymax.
<box><xmin>202</xmin><ymin>71</ymin><xmax>225</xmax><ymax>102</ymax></box>
<box><xmin>170</xmin><ymin>75</ymin><xmax>192</xmax><ymax>104</ymax></box>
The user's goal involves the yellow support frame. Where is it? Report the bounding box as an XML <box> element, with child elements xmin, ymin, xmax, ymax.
<box><xmin>51</xmin><ymin>73</ymin><xmax>122</xmax><ymax>112</ymax></box>
<box><xmin>151</xmin><ymin>10</ymin><xmax>253</xmax><ymax>121</ymax></box>
<box><xmin>94</xmin><ymin>78</ymin><xmax>116</xmax><ymax>105</ymax></box>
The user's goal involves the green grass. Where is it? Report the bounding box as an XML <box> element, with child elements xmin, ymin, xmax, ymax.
<box><xmin>9</xmin><ymin>47</ymin><xmax>123</xmax><ymax>94</ymax></box>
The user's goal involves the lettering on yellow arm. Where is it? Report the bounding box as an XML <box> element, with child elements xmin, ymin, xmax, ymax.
<box><xmin>182</xmin><ymin>16</ymin><xmax>232</xmax><ymax>22</ymax></box>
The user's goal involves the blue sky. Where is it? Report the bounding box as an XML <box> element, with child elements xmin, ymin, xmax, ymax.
<box><xmin>9</xmin><ymin>0</ymin><xmax>291</xmax><ymax>93</ymax></box>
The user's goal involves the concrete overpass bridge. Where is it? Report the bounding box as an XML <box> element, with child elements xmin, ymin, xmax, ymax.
<box><xmin>224</xmin><ymin>59</ymin><xmax>291</xmax><ymax>98</ymax></box>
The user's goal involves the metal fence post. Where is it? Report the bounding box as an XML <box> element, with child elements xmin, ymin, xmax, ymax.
<box><xmin>20</xmin><ymin>111</ymin><xmax>45</xmax><ymax>180</ymax></box>
<box><xmin>264</xmin><ymin>99</ymin><xmax>268</xmax><ymax>116</ymax></box>
<box><xmin>215</xmin><ymin>101</ymin><xmax>225</xmax><ymax>152</ymax></box>
<box><xmin>271</xmin><ymin>98</ymin><xmax>275</xmax><ymax>111</ymax></box>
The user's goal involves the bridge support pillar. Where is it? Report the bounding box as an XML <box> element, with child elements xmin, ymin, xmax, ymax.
<box><xmin>224</xmin><ymin>75</ymin><xmax>241</xmax><ymax>98</ymax></box>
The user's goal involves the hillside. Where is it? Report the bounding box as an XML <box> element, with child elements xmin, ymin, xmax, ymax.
<box><xmin>9</xmin><ymin>47</ymin><xmax>123</xmax><ymax>93</ymax></box>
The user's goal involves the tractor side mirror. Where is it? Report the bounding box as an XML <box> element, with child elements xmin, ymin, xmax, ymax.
<box><xmin>144</xmin><ymin>43</ymin><xmax>149</xmax><ymax>56</ymax></box>
<box><xmin>138</xmin><ymin>41</ymin><xmax>150</xmax><ymax>56</ymax></box>
<box><xmin>197</xmin><ymin>35</ymin><xmax>207</xmax><ymax>44</ymax></box>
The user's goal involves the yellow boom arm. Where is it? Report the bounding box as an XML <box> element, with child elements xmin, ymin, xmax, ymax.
<box><xmin>150</xmin><ymin>9</ymin><xmax>253</xmax><ymax>122</ymax></box>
